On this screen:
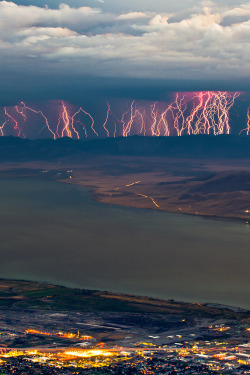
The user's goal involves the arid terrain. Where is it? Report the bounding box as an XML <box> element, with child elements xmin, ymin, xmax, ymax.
<box><xmin>1</xmin><ymin>155</ymin><xmax>250</xmax><ymax>222</ymax></box>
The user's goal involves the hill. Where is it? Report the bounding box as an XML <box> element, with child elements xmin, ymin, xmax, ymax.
<box><xmin>0</xmin><ymin>135</ymin><xmax>250</xmax><ymax>161</ymax></box>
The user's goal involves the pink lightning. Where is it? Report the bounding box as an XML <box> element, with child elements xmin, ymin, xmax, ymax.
<box><xmin>4</xmin><ymin>107</ymin><xmax>21</xmax><ymax>137</ymax></box>
<box><xmin>0</xmin><ymin>92</ymin><xmax>247</xmax><ymax>139</ymax></box>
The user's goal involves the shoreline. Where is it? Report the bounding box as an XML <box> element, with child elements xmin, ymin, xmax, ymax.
<box><xmin>0</xmin><ymin>171</ymin><xmax>248</xmax><ymax>224</ymax></box>
<box><xmin>1</xmin><ymin>277</ymin><xmax>249</xmax><ymax>313</ymax></box>
<box><xmin>61</xmin><ymin>177</ymin><xmax>250</xmax><ymax>225</ymax></box>
<box><xmin>0</xmin><ymin>172</ymin><xmax>249</xmax><ymax>311</ymax></box>
<box><xmin>1</xmin><ymin>157</ymin><xmax>250</xmax><ymax>224</ymax></box>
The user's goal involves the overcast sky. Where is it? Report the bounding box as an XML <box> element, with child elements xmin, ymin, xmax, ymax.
<box><xmin>1</xmin><ymin>0</ymin><xmax>250</xmax><ymax>104</ymax></box>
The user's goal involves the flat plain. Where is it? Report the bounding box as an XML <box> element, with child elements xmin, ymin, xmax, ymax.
<box><xmin>1</xmin><ymin>155</ymin><xmax>250</xmax><ymax>221</ymax></box>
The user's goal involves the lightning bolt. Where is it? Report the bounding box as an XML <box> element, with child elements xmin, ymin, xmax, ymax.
<box><xmin>78</xmin><ymin>108</ymin><xmax>99</xmax><ymax>137</ymax></box>
<box><xmin>19</xmin><ymin>102</ymin><xmax>56</xmax><ymax>139</ymax></box>
<box><xmin>239</xmin><ymin>106</ymin><xmax>250</xmax><ymax>135</ymax></box>
<box><xmin>102</xmin><ymin>102</ymin><xmax>110</xmax><ymax>137</ymax></box>
<box><xmin>0</xmin><ymin>92</ymin><xmax>244</xmax><ymax>138</ymax></box>
<box><xmin>4</xmin><ymin>107</ymin><xmax>21</xmax><ymax>137</ymax></box>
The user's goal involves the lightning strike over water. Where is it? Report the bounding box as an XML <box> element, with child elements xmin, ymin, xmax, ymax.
<box><xmin>0</xmin><ymin>92</ymin><xmax>249</xmax><ymax>139</ymax></box>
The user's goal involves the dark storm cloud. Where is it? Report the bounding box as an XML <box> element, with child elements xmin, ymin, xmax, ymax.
<box><xmin>0</xmin><ymin>0</ymin><xmax>250</xmax><ymax>103</ymax></box>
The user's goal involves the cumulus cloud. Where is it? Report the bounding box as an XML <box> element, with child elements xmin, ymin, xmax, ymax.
<box><xmin>117</xmin><ymin>12</ymin><xmax>148</xmax><ymax>21</ymax></box>
<box><xmin>0</xmin><ymin>0</ymin><xmax>250</xmax><ymax>81</ymax></box>
<box><xmin>222</xmin><ymin>3</ymin><xmax>250</xmax><ymax>17</ymax></box>
<box><xmin>0</xmin><ymin>1</ymin><xmax>115</xmax><ymax>34</ymax></box>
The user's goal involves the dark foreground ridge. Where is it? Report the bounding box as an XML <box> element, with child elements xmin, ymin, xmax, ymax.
<box><xmin>1</xmin><ymin>135</ymin><xmax>250</xmax><ymax>161</ymax></box>
<box><xmin>0</xmin><ymin>278</ymin><xmax>249</xmax><ymax>318</ymax></box>
<box><xmin>0</xmin><ymin>279</ymin><xmax>250</xmax><ymax>375</ymax></box>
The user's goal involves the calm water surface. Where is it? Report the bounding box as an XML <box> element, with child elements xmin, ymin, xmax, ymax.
<box><xmin>0</xmin><ymin>178</ymin><xmax>249</xmax><ymax>309</ymax></box>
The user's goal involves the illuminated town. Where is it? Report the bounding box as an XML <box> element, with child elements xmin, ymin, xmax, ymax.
<box><xmin>0</xmin><ymin>326</ymin><xmax>250</xmax><ymax>374</ymax></box>
<box><xmin>0</xmin><ymin>280</ymin><xmax>249</xmax><ymax>374</ymax></box>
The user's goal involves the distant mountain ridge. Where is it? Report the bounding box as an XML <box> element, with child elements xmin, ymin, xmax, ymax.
<box><xmin>0</xmin><ymin>135</ymin><xmax>250</xmax><ymax>161</ymax></box>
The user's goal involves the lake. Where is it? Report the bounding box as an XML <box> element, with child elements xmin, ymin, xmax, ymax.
<box><xmin>0</xmin><ymin>178</ymin><xmax>249</xmax><ymax>309</ymax></box>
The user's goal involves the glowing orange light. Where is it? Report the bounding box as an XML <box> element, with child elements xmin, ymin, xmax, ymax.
<box><xmin>0</xmin><ymin>92</ymin><xmax>245</xmax><ymax>138</ymax></box>
<box><xmin>136</xmin><ymin>193</ymin><xmax>160</xmax><ymax>208</ymax></box>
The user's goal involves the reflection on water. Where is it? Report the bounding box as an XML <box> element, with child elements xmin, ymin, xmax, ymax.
<box><xmin>0</xmin><ymin>178</ymin><xmax>249</xmax><ymax>309</ymax></box>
